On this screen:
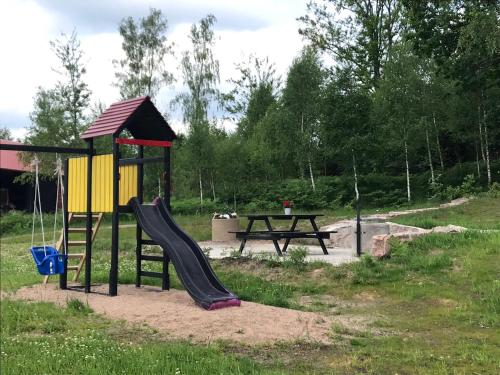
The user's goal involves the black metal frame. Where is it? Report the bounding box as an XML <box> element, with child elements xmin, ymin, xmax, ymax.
<box><xmin>109</xmin><ymin>135</ymin><xmax>172</xmax><ymax>296</ymax></box>
<box><xmin>1</xmin><ymin>138</ymin><xmax>173</xmax><ymax>297</ymax></box>
<box><xmin>0</xmin><ymin>143</ymin><xmax>94</xmax><ymax>290</ymax></box>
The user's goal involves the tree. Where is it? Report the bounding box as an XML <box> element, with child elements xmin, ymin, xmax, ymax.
<box><xmin>299</xmin><ymin>0</ymin><xmax>402</xmax><ymax>87</ymax></box>
<box><xmin>225</xmin><ymin>55</ymin><xmax>281</xmax><ymax>119</ymax></box>
<box><xmin>173</xmin><ymin>15</ymin><xmax>219</xmax><ymax>205</ymax></box>
<box><xmin>51</xmin><ymin>31</ymin><xmax>91</xmax><ymax>141</ymax></box>
<box><xmin>114</xmin><ymin>8</ymin><xmax>174</xmax><ymax>99</ymax></box>
<box><xmin>374</xmin><ymin>43</ymin><xmax>426</xmax><ymax>202</ymax></box>
<box><xmin>282</xmin><ymin>47</ymin><xmax>324</xmax><ymax>190</ymax></box>
<box><xmin>0</xmin><ymin>127</ymin><xmax>13</xmax><ymax>140</ymax></box>
<box><xmin>321</xmin><ymin>67</ymin><xmax>372</xmax><ymax>200</ymax></box>
<box><xmin>24</xmin><ymin>31</ymin><xmax>90</xmax><ymax>173</ymax></box>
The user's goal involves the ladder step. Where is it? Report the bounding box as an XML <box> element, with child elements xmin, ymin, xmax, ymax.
<box><xmin>72</xmin><ymin>214</ymin><xmax>101</xmax><ymax>219</ymax></box>
<box><xmin>68</xmin><ymin>227</ymin><xmax>94</xmax><ymax>233</ymax></box>
<box><xmin>141</xmin><ymin>255</ymin><xmax>163</xmax><ymax>262</ymax></box>
<box><xmin>67</xmin><ymin>266</ymin><xmax>79</xmax><ymax>270</ymax></box>
<box><xmin>140</xmin><ymin>271</ymin><xmax>163</xmax><ymax>279</ymax></box>
<box><xmin>67</xmin><ymin>253</ymin><xmax>84</xmax><ymax>258</ymax></box>
<box><xmin>68</xmin><ymin>240</ymin><xmax>87</xmax><ymax>246</ymax></box>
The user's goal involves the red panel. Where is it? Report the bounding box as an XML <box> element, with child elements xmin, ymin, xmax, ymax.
<box><xmin>0</xmin><ymin>140</ymin><xmax>30</xmax><ymax>172</ymax></box>
<box><xmin>115</xmin><ymin>138</ymin><xmax>172</xmax><ymax>147</ymax></box>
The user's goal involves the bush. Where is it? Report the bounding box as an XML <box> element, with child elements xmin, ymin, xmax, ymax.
<box><xmin>283</xmin><ymin>246</ymin><xmax>308</xmax><ymax>270</ymax></box>
<box><xmin>0</xmin><ymin>211</ymin><xmax>55</xmax><ymax>236</ymax></box>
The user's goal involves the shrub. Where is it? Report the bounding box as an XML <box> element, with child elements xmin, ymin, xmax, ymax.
<box><xmin>283</xmin><ymin>246</ymin><xmax>308</xmax><ymax>270</ymax></box>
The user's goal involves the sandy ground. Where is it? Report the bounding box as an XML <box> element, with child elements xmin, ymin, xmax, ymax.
<box><xmin>8</xmin><ymin>284</ymin><xmax>358</xmax><ymax>345</ymax></box>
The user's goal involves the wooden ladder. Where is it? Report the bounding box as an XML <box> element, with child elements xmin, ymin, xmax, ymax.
<box><xmin>43</xmin><ymin>213</ymin><xmax>103</xmax><ymax>284</ymax></box>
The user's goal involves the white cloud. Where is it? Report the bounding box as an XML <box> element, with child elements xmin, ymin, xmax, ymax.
<box><xmin>0</xmin><ymin>0</ymin><xmax>308</xmax><ymax>140</ymax></box>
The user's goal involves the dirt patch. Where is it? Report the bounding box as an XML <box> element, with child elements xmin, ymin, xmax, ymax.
<box><xmin>8</xmin><ymin>284</ymin><xmax>357</xmax><ymax>345</ymax></box>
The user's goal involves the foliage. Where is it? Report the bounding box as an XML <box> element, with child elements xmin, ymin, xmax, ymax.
<box><xmin>0</xmin><ymin>126</ymin><xmax>13</xmax><ymax>140</ymax></box>
<box><xmin>114</xmin><ymin>8</ymin><xmax>174</xmax><ymax>99</ymax></box>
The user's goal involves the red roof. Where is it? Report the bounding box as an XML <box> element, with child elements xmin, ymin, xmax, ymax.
<box><xmin>0</xmin><ymin>139</ymin><xmax>30</xmax><ymax>172</ymax></box>
<box><xmin>81</xmin><ymin>96</ymin><xmax>148</xmax><ymax>139</ymax></box>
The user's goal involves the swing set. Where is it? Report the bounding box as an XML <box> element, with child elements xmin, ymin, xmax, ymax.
<box><xmin>1</xmin><ymin>96</ymin><xmax>175</xmax><ymax>296</ymax></box>
<box><xmin>29</xmin><ymin>156</ymin><xmax>67</xmax><ymax>276</ymax></box>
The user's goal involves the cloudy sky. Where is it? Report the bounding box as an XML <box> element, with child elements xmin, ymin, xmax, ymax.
<box><xmin>0</xmin><ymin>0</ymin><xmax>310</xmax><ymax>139</ymax></box>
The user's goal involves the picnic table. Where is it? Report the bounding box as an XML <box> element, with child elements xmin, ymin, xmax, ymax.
<box><xmin>232</xmin><ymin>214</ymin><xmax>336</xmax><ymax>256</ymax></box>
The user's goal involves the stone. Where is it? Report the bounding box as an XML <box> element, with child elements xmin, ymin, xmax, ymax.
<box><xmin>371</xmin><ymin>234</ymin><xmax>392</xmax><ymax>258</ymax></box>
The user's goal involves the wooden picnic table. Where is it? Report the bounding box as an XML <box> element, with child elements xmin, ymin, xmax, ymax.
<box><xmin>233</xmin><ymin>214</ymin><xmax>336</xmax><ymax>256</ymax></box>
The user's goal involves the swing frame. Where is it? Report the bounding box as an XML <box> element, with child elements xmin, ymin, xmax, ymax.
<box><xmin>0</xmin><ymin>96</ymin><xmax>176</xmax><ymax>297</ymax></box>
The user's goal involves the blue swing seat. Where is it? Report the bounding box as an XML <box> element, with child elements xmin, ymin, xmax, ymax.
<box><xmin>30</xmin><ymin>246</ymin><xmax>67</xmax><ymax>275</ymax></box>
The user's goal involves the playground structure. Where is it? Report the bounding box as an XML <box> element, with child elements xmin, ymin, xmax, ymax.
<box><xmin>0</xmin><ymin>96</ymin><xmax>240</xmax><ymax>310</ymax></box>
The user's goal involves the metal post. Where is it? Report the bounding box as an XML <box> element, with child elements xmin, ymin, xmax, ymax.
<box><xmin>163</xmin><ymin>146</ymin><xmax>171</xmax><ymax>211</ymax></box>
<box><xmin>356</xmin><ymin>199</ymin><xmax>362</xmax><ymax>256</ymax></box>
<box><xmin>84</xmin><ymin>139</ymin><xmax>93</xmax><ymax>293</ymax></box>
<box><xmin>135</xmin><ymin>145</ymin><xmax>143</xmax><ymax>288</ymax></box>
<box><xmin>59</xmin><ymin>158</ymin><xmax>69</xmax><ymax>290</ymax></box>
<box><xmin>109</xmin><ymin>137</ymin><xmax>120</xmax><ymax>296</ymax></box>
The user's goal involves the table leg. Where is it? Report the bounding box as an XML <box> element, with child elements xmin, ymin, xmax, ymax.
<box><xmin>282</xmin><ymin>216</ymin><xmax>299</xmax><ymax>253</ymax></box>
<box><xmin>310</xmin><ymin>218</ymin><xmax>329</xmax><ymax>255</ymax></box>
<box><xmin>264</xmin><ymin>217</ymin><xmax>282</xmax><ymax>256</ymax></box>
<box><xmin>239</xmin><ymin>219</ymin><xmax>254</xmax><ymax>254</ymax></box>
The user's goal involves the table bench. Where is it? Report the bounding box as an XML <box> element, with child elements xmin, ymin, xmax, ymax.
<box><xmin>233</xmin><ymin>214</ymin><xmax>336</xmax><ymax>256</ymax></box>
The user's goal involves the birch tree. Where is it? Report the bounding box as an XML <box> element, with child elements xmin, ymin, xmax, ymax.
<box><xmin>173</xmin><ymin>15</ymin><xmax>219</xmax><ymax>205</ymax></box>
<box><xmin>114</xmin><ymin>8</ymin><xmax>174</xmax><ymax>100</ymax></box>
<box><xmin>282</xmin><ymin>47</ymin><xmax>324</xmax><ymax>190</ymax></box>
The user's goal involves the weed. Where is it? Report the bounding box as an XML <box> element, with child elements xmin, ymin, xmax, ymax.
<box><xmin>67</xmin><ymin>298</ymin><xmax>93</xmax><ymax>315</ymax></box>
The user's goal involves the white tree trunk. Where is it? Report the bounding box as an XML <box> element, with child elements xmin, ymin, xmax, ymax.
<box><xmin>405</xmin><ymin>140</ymin><xmax>411</xmax><ymax>202</ymax></box>
<box><xmin>478</xmin><ymin>105</ymin><xmax>486</xmax><ymax>163</ymax></box>
<box><xmin>210</xmin><ymin>171</ymin><xmax>216</xmax><ymax>201</ymax></box>
<box><xmin>425</xmin><ymin>124</ymin><xmax>435</xmax><ymax>183</ymax></box>
<box><xmin>199</xmin><ymin>169</ymin><xmax>203</xmax><ymax>206</ymax></box>
<box><xmin>475</xmin><ymin>142</ymin><xmax>481</xmax><ymax>178</ymax></box>
<box><xmin>433</xmin><ymin>114</ymin><xmax>444</xmax><ymax>171</ymax></box>
<box><xmin>484</xmin><ymin>123</ymin><xmax>492</xmax><ymax>186</ymax></box>
<box><xmin>308</xmin><ymin>155</ymin><xmax>316</xmax><ymax>191</ymax></box>
<box><xmin>352</xmin><ymin>150</ymin><xmax>359</xmax><ymax>201</ymax></box>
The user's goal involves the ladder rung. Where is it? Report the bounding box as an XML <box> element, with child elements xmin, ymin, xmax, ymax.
<box><xmin>68</xmin><ymin>228</ymin><xmax>93</xmax><ymax>233</ymax></box>
<box><xmin>68</xmin><ymin>240</ymin><xmax>87</xmax><ymax>246</ymax></box>
<box><xmin>72</xmin><ymin>214</ymin><xmax>101</xmax><ymax>219</ymax></box>
<box><xmin>140</xmin><ymin>271</ymin><xmax>163</xmax><ymax>279</ymax></box>
<box><xmin>141</xmin><ymin>255</ymin><xmax>163</xmax><ymax>262</ymax></box>
<box><xmin>67</xmin><ymin>266</ymin><xmax>79</xmax><ymax>270</ymax></box>
<box><xmin>67</xmin><ymin>253</ymin><xmax>84</xmax><ymax>258</ymax></box>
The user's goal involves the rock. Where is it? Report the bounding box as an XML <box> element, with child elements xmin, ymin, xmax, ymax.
<box><xmin>431</xmin><ymin>224</ymin><xmax>467</xmax><ymax>233</ymax></box>
<box><xmin>371</xmin><ymin>234</ymin><xmax>392</xmax><ymax>258</ymax></box>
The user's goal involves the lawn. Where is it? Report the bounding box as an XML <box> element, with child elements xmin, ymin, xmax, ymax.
<box><xmin>1</xmin><ymin>196</ymin><xmax>499</xmax><ymax>374</ymax></box>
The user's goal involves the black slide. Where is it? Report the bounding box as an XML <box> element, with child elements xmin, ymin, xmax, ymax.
<box><xmin>129</xmin><ymin>197</ymin><xmax>240</xmax><ymax>310</ymax></box>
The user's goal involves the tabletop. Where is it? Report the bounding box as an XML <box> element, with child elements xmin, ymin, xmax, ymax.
<box><xmin>242</xmin><ymin>214</ymin><xmax>323</xmax><ymax>220</ymax></box>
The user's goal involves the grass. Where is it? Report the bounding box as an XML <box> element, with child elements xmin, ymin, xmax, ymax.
<box><xmin>1</xmin><ymin>196</ymin><xmax>499</xmax><ymax>373</ymax></box>
<box><xmin>392</xmin><ymin>195</ymin><xmax>500</xmax><ymax>230</ymax></box>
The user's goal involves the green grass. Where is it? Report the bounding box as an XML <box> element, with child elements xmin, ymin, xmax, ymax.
<box><xmin>0</xmin><ymin>299</ymin><xmax>279</xmax><ymax>374</ymax></box>
<box><xmin>392</xmin><ymin>195</ymin><xmax>500</xmax><ymax>230</ymax></box>
<box><xmin>1</xmin><ymin>196</ymin><xmax>499</xmax><ymax>374</ymax></box>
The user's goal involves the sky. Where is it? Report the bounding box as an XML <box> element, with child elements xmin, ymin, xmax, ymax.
<box><xmin>0</xmin><ymin>0</ymin><xmax>310</xmax><ymax>140</ymax></box>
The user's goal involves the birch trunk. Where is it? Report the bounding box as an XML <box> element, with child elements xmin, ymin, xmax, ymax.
<box><xmin>199</xmin><ymin>169</ymin><xmax>203</xmax><ymax>206</ymax></box>
<box><xmin>308</xmin><ymin>155</ymin><xmax>316</xmax><ymax>191</ymax></box>
<box><xmin>484</xmin><ymin>123</ymin><xmax>492</xmax><ymax>186</ymax></box>
<box><xmin>425</xmin><ymin>123</ymin><xmax>435</xmax><ymax>183</ymax></box>
<box><xmin>405</xmin><ymin>140</ymin><xmax>411</xmax><ymax>202</ymax></box>
<box><xmin>432</xmin><ymin>114</ymin><xmax>444</xmax><ymax>171</ymax></box>
<box><xmin>478</xmin><ymin>105</ymin><xmax>486</xmax><ymax>162</ymax></box>
<box><xmin>352</xmin><ymin>150</ymin><xmax>359</xmax><ymax>201</ymax></box>
<box><xmin>475</xmin><ymin>142</ymin><xmax>481</xmax><ymax>178</ymax></box>
<box><xmin>210</xmin><ymin>171</ymin><xmax>216</xmax><ymax>201</ymax></box>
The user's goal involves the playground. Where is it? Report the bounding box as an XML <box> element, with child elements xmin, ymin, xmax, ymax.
<box><xmin>1</xmin><ymin>97</ymin><xmax>499</xmax><ymax>373</ymax></box>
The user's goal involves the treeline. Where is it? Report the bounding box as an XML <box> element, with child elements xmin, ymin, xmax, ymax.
<box><xmin>20</xmin><ymin>1</ymin><xmax>500</xmax><ymax>210</ymax></box>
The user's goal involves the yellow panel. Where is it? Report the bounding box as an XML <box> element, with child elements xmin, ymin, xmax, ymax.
<box><xmin>67</xmin><ymin>154</ymin><xmax>137</xmax><ymax>213</ymax></box>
